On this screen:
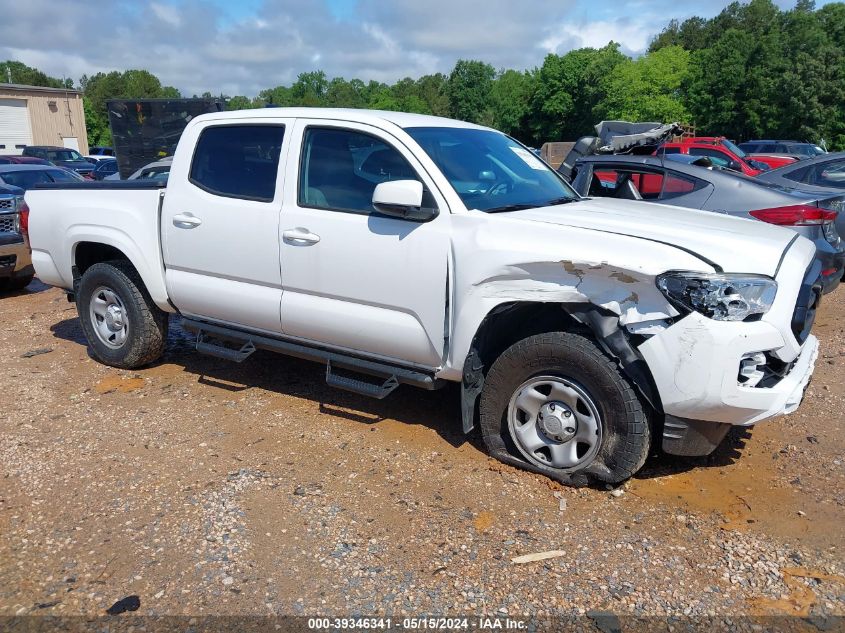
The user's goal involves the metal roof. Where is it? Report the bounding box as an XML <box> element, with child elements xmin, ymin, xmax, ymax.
<box><xmin>0</xmin><ymin>83</ymin><xmax>82</xmax><ymax>95</ymax></box>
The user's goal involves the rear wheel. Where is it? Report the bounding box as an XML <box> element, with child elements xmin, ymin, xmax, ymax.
<box><xmin>479</xmin><ymin>332</ymin><xmax>650</xmax><ymax>486</ymax></box>
<box><xmin>77</xmin><ymin>261</ymin><xmax>168</xmax><ymax>369</ymax></box>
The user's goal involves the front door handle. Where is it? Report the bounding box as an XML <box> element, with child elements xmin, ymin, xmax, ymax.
<box><xmin>173</xmin><ymin>213</ymin><xmax>202</xmax><ymax>228</ymax></box>
<box><xmin>283</xmin><ymin>227</ymin><xmax>320</xmax><ymax>245</ymax></box>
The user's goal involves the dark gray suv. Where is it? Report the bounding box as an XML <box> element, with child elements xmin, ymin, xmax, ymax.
<box><xmin>21</xmin><ymin>146</ymin><xmax>95</xmax><ymax>177</ymax></box>
<box><xmin>0</xmin><ymin>184</ymin><xmax>33</xmax><ymax>292</ymax></box>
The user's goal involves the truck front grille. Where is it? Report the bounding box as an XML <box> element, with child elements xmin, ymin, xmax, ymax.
<box><xmin>0</xmin><ymin>198</ymin><xmax>14</xmax><ymax>210</ymax></box>
<box><xmin>0</xmin><ymin>255</ymin><xmax>16</xmax><ymax>269</ymax></box>
<box><xmin>0</xmin><ymin>214</ymin><xmax>17</xmax><ymax>233</ymax></box>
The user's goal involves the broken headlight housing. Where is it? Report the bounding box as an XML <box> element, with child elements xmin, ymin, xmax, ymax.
<box><xmin>656</xmin><ymin>272</ymin><xmax>777</xmax><ymax>321</ymax></box>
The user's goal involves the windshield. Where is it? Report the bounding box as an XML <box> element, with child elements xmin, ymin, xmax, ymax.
<box><xmin>0</xmin><ymin>170</ymin><xmax>53</xmax><ymax>189</ymax></box>
<box><xmin>721</xmin><ymin>139</ymin><xmax>747</xmax><ymax>158</ymax></box>
<box><xmin>404</xmin><ymin>127</ymin><xmax>578</xmax><ymax>212</ymax></box>
<box><xmin>47</xmin><ymin>169</ymin><xmax>85</xmax><ymax>182</ymax></box>
<box><xmin>795</xmin><ymin>145</ymin><xmax>826</xmax><ymax>156</ymax></box>
<box><xmin>45</xmin><ymin>149</ymin><xmax>86</xmax><ymax>162</ymax></box>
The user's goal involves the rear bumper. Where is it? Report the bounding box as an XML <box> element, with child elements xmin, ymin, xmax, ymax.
<box><xmin>818</xmin><ymin>248</ymin><xmax>844</xmax><ymax>294</ymax></box>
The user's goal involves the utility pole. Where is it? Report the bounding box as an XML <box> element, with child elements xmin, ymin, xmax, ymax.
<box><xmin>6</xmin><ymin>65</ymin><xmax>11</xmax><ymax>83</ymax></box>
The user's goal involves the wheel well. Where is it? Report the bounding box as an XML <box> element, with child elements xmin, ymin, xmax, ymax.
<box><xmin>471</xmin><ymin>302</ymin><xmax>586</xmax><ymax>370</ymax></box>
<box><xmin>74</xmin><ymin>242</ymin><xmax>130</xmax><ymax>278</ymax></box>
<box><xmin>460</xmin><ymin>301</ymin><xmax>660</xmax><ymax>434</ymax></box>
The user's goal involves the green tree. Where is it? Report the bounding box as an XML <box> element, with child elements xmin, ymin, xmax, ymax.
<box><xmin>226</xmin><ymin>95</ymin><xmax>254</xmax><ymax>111</ymax></box>
<box><xmin>258</xmin><ymin>85</ymin><xmax>292</xmax><ymax>106</ymax></box>
<box><xmin>416</xmin><ymin>74</ymin><xmax>450</xmax><ymax>117</ymax></box>
<box><xmin>528</xmin><ymin>44</ymin><xmax>627</xmax><ymax>143</ymax></box>
<box><xmin>446</xmin><ymin>60</ymin><xmax>495</xmax><ymax>123</ymax></box>
<box><xmin>597</xmin><ymin>46</ymin><xmax>691</xmax><ymax>123</ymax></box>
<box><xmin>290</xmin><ymin>71</ymin><xmax>328</xmax><ymax>106</ymax></box>
<box><xmin>1</xmin><ymin>60</ymin><xmax>71</xmax><ymax>88</ymax></box>
<box><xmin>488</xmin><ymin>69</ymin><xmax>534</xmax><ymax>137</ymax></box>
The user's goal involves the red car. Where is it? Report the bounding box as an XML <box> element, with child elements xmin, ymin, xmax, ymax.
<box><xmin>0</xmin><ymin>155</ymin><xmax>53</xmax><ymax>166</ymax></box>
<box><xmin>739</xmin><ymin>153</ymin><xmax>798</xmax><ymax>170</ymax></box>
<box><xmin>657</xmin><ymin>137</ymin><xmax>772</xmax><ymax>176</ymax></box>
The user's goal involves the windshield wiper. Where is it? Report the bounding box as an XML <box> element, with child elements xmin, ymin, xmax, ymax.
<box><xmin>484</xmin><ymin>203</ymin><xmax>539</xmax><ymax>213</ymax></box>
<box><xmin>542</xmin><ymin>196</ymin><xmax>577</xmax><ymax>207</ymax></box>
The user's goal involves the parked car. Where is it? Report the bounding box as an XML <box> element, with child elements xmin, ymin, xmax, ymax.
<box><xmin>21</xmin><ymin>146</ymin><xmax>95</xmax><ymax>177</ymax></box>
<box><xmin>657</xmin><ymin>138</ymin><xmax>770</xmax><ymax>175</ymax></box>
<box><xmin>566</xmin><ymin>153</ymin><xmax>844</xmax><ymax>293</ymax></box>
<box><xmin>0</xmin><ymin>156</ymin><xmax>54</xmax><ymax>166</ymax></box>
<box><xmin>26</xmin><ymin>108</ymin><xmax>822</xmax><ymax>486</ymax></box>
<box><xmin>738</xmin><ymin>140</ymin><xmax>827</xmax><ymax>160</ymax></box>
<box><xmin>756</xmin><ymin>152</ymin><xmax>845</xmax><ymax>192</ymax></box>
<box><xmin>0</xmin><ymin>165</ymin><xmax>86</xmax><ymax>190</ymax></box>
<box><xmin>90</xmin><ymin>158</ymin><xmax>119</xmax><ymax>181</ymax></box>
<box><xmin>88</xmin><ymin>146</ymin><xmax>115</xmax><ymax>157</ymax></box>
<box><xmin>104</xmin><ymin>156</ymin><xmax>172</xmax><ymax>183</ymax></box>
<box><xmin>0</xmin><ymin>183</ymin><xmax>33</xmax><ymax>292</ymax></box>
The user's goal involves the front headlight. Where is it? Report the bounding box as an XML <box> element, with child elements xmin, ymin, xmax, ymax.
<box><xmin>657</xmin><ymin>272</ymin><xmax>777</xmax><ymax>321</ymax></box>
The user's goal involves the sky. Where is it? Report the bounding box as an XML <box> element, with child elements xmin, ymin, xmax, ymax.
<box><xmin>0</xmin><ymin>0</ymin><xmax>836</xmax><ymax>97</ymax></box>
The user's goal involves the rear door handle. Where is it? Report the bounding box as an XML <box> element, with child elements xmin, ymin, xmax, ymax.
<box><xmin>173</xmin><ymin>213</ymin><xmax>202</xmax><ymax>228</ymax></box>
<box><xmin>283</xmin><ymin>228</ymin><xmax>320</xmax><ymax>245</ymax></box>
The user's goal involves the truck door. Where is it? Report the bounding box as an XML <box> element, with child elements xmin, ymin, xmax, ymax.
<box><xmin>278</xmin><ymin>119</ymin><xmax>451</xmax><ymax>368</ymax></box>
<box><xmin>161</xmin><ymin>119</ymin><xmax>291</xmax><ymax>333</ymax></box>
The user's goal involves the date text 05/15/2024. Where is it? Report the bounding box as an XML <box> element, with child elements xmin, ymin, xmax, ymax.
<box><xmin>307</xmin><ymin>617</ymin><xmax>528</xmax><ymax>630</ymax></box>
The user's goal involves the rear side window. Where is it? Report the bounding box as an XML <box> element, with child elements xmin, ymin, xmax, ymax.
<box><xmin>660</xmin><ymin>172</ymin><xmax>701</xmax><ymax>199</ymax></box>
<box><xmin>190</xmin><ymin>125</ymin><xmax>285</xmax><ymax>201</ymax></box>
<box><xmin>783</xmin><ymin>164</ymin><xmax>811</xmax><ymax>183</ymax></box>
<box><xmin>656</xmin><ymin>146</ymin><xmax>681</xmax><ymax>155</ymax></box>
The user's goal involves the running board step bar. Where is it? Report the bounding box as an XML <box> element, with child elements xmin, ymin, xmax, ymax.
<box><xmin>182</xmin><ymin>319</ymin><xmax>444</xmax><ymax>397</ymax></box>
<box><xmin>195</xmin><ymin>333</ymin><xmax>256</xmax><ymax>363</ymax></box>
<box><xmin>325</xmin><ymin>360</ymin><xmax>399</xmax><ymax>399</ymax></box>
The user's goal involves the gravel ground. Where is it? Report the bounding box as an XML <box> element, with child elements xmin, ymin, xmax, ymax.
<box><xmin>1</xmin><ymin>280</ymin><xmax>844</xmax><ymax>629</ymax></box>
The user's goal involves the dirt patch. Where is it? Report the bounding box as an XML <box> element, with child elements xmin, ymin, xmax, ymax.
<box><xmin>94</xmin><ymin>375</ymin><xmax>146</xmax><ymax>394</ymax></box>
<box><xmin>473</xmin><ymin>511</ymin><xmax>495</xmax><ymax>532</ymax></box>
<box><xmin>750</xmin><ymin>567</ymin><xmax>845</xmax><ymax>616</ymax></box>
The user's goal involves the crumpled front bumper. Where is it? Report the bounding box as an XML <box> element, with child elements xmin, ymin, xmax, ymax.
<box><xmin>639</xmin><ymin>312</ymin><xmax>819</xmax><ymax>426</ymax></box>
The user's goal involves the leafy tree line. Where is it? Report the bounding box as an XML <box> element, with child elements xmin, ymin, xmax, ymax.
<box><xmin>4</xmin><ymin>0</ymin><xmax>844</xmax><ymax>148</ymax></box>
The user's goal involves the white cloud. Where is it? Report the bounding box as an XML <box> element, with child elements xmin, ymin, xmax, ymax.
<box><xmin>150</xmin><ymin>2</ymin><xmax>181</xmax><ymax>27</ymax></box>
<box><xmin>0</xmin><ymin>0</ymin><xmax>823</xmax><ymax>96</ymax></box>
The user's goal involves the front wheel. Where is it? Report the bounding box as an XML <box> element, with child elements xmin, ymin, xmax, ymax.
<box><xmin>77</xmin><ymin>261</ymin><xmax>168</xmax><ymax>369</ymax></box>
<box><xmin>479</xmin><ymin>332</ymin><xmax>650</xmax><ymax>486</ymax></box>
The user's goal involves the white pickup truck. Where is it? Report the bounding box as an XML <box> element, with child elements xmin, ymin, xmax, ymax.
<box><xmin>26</xmin><ymin>108</ymin><xmax>822</xmax><ymax>486</ymax></box>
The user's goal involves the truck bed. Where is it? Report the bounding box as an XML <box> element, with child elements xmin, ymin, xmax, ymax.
<box><xmin>25</xmin><ymin>185</ymin><xmax>170</xmax><ymax>310</ymax></box>
<box><xmin>31</xmin><ymin>181</ymin><xmax>166</xmax><ymax>191</ymax></box>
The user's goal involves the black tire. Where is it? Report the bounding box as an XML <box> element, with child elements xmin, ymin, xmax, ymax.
<box><xmin>77</xmin><ymin>260</ymin><xmax>168</xmax><ymax>369</ymax></box>
<box><xmin>479</xmin><ymin>331</ymin><xmax>650</xmax><ymax>486</ymax></box>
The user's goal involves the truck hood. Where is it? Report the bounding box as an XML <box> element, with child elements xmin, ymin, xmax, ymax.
<box><xmin>501</xmin><ymin>198</ymin><xmax>796</xmax><ymax>276</ymax></box>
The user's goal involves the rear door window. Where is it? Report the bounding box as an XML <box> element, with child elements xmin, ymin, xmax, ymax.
<box><xmin>189</xmin><ymin>124</ymin><xmax>285</xmax><ymax>201</ymax></box>
<box><xmin>587</xmin><ymin>167</ymin><xmax>663</xmax><ymax>200</ymax></box>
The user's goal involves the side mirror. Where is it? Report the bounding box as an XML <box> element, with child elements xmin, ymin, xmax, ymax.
<box><xmin>372</xmin><ymin>180</ymin><xmax>437</xmax><ymax>222</ymax></box>
<box><xmin>728</xmin><ymin>159</ymin><xmax>743</xmax><ymax>172</ymax></box>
